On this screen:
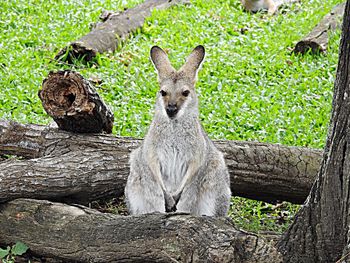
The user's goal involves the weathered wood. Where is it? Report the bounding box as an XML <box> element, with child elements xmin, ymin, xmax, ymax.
<box><xmin>55</xmin><ymin>0</ymin><xmax>189</xmax><ymax>63</ymax></box>
<box><xmin>293</xmin><ymin>2</ymin><xmax>345</xmax><ymax>54</ymax></box>
<box><xmin>38</xmin><ymin>70</ymin><xmax>114</xmax><ymax>133</ymax></box>
<box><xmin>0</xmin><ymin>120</ymin><xmax>322</xmax><ymax>204</ymax></box>
<box><xmin>278</xmin><ymin>1</ymin><xmax>350</xmax><ymax>261</ymax></box>
<box><xmin>0</xmin><ymin>151</ymin><xmax>129</xmax><ymax>204</ymax></box>
<box><xmin>0</xmin><ymin>199</ymin><xmax>282</xmax><ymax>263</ymax></box>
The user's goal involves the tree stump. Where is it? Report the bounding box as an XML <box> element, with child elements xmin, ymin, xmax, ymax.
<box><xmin>38</xmin><ymin>70</ymin><xmax>114</xmax><ymax>133</ymax></box>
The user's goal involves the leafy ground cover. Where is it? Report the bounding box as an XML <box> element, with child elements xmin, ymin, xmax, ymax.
<box><xmin>0</xmin><ymin>0</ymin><xmax>343</xmax><ymax>233</ymax></box>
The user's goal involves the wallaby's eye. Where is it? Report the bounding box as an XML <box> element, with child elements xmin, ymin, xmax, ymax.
<box><xmin>160</xmin><ymin>90</ymin><xmax>167</xmax><ymax>96</ymax></box>
<box><xmin>182</xmin><ymin>90</ymin><xmax>190</xmax><ymax>97</ymax></box>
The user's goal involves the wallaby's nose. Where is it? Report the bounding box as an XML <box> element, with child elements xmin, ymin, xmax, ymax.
<box><xmin>166</xmin><ymin>103</ymin><xmax>178</xmax><ymax>118</ymax></box>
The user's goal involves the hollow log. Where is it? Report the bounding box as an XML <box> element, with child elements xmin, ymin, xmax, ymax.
<box><xmin>0</xmin><ymin>120</ymin><xmax>322</xmax><ymax>204</ymax></box>
<box><xmin>293</xmin><ymin>2</ymin><xmax>345</xmax><ymax>54</ymax></box>
<box><xmin>0</xmin><ymin>199</ymin><xmax>282</xmax><ymax>263</ymax></box>
<box><xmin>38</xmin><ymin>70</ymin><xmax>114</xmax><ymax>133</ymax></box>
<box><xmin>55</xmin><ymin>0</ymin><xmax>189</xmax><ymax>63</ymax></box>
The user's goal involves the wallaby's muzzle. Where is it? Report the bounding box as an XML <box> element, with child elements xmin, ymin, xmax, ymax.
<box><xmin>166</xmin><ymin>103</ymin><xmax>178</xmax><ymax>118</ymax></box>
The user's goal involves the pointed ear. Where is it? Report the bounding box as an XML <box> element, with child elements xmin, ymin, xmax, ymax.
<box><xmin>179</xmin><ymin>45</ymin><xmax>205</xmax><ymax>81</ymax></box>
<box><xmin>150</xmin><ymin>46</ymin><xmax>175</xmax><ymax>80</ymax></box>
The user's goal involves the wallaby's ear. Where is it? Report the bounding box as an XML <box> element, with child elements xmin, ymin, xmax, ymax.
<box><xmin>150</xmin><ymin>46</ymin><xmax>175</xmax><ymax>80</ymax></box>
<box><xmin>180</xmin><ymin>45</ymin><xmax>205</xmax><ymax>81</ymax></box>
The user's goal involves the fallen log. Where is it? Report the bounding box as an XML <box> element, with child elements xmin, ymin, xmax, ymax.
<box><xmin>293</xmin><ymin>2</ymin><xmax>345</xmax><ymax>54</ymax></box>
<box><xmin>0</xmin><ymin>121</ymin><xmax>322</xmax><ymax>204</ymax></box>
<box><xmin>0</xmin><ymin>199</ymin><xmax>282</xmax><ymax>263</ymax></box>
<box><xmin>38</xmin><ymin>70</ymin><xmax>114</xmax><ymax>133</ymax></box>
<box><xmin>0</xmin><ymin>150</ymin><xmax>128</xmax><ymax>204</ymax></box>
<box><xmin>55</xmin><ymin>0</ymin><xmax>189</xmax><ymax>63</ymax></box>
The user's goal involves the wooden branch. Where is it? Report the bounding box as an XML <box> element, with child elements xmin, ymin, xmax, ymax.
<box><xmin>38</xmin><ymin>70</ymin><xmax>114</xmax><ymax>133</ymax></box>
<box><xmin>293</xmin><ymin>2</ymin><xmax>345</xmax><ymax>54</ymax></box>
<box><xmin>0</xmin><ymin>199</ymin><xmax>282</xmax><ymax>263</ymax></box>
<box><xmin>55</xmin><ymin>0</ymin><xmax>189</xmax><ymax>63</ymax></box>
<box><xmin>0</xmin><ymin>121</ymin><xmax>322</xmax><ymax>204</ymax></box>
<box><xmin>0</xmin><ymin>151</ymin><xmax>128</xmax><ymax>204</ymax></box>
<box><xmin>216</xmin><ymin>140</ymin><xmax>321</xmax><ymax>204</ymax></box>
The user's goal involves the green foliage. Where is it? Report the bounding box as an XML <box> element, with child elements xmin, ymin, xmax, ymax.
<box><xmin>91</xmin><ymin>196</ymin><xmax>129</xmax><ymax>215</ymax></box>
<box><xmin>0</xmin><ymin>0</ymin><xmax>342</xmax><ymax>148</ymax></box>
<box><xmin>229</xmin><ymin>197</ymin><xmax>300</xmax><ymax>233</ymax></box>
<box><xmin>0</xmin><ymin>242</ymin><xmax>28</xmax><ymax>263</ymax></box>
<box><xmin>0</xmin><ymin>246</ymin><xmax>11</xmax><ymax>259</ymax></box>
<box><xmin>11</xmin><ymin>242</ymin><xmax>28</xmax><ymax>256</ymax></box>
<box><xmin>0</xmin><ymin>0</ymin><xmax>343</xmax><ymax>233</ymax></box>
<box><xmin>0</xmin><ymin>0</ymin><xmax>143</xmax><ymax>125</ymax></box>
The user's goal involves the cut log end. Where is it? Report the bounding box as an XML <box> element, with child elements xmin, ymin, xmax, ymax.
<box><xmin>293</xmin><ymin>40</ymin><xmax>326</xmax><ymax>55</ymax></box>
<box><xmin>39</xmin><ymin>70</ymin><xmax>114</xmax><ymax>133</ymax></box>
<box><xmin>54</xmin><ymin>42</ymin><xmax>98</xmax><ymax>63</ymax></box>
<box><xmin>40</xmin><ymin>71</ymin><xmax>93</xmax><ymax>116</ymax></box>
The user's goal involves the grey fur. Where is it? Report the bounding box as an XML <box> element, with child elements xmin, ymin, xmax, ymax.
<box><xmin>125</xmin><ymin>46</ymin><xmax>231</xmax><ymax>216</ymax></box>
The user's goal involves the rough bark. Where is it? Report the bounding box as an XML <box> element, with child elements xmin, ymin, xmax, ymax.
<box><xmin>38</xmin><ymin>70</ymin><xmax>114</xmax><ymax>133</ymax></box>
<box><xmin>278</xmin><ymin>1</ymin><xmax>350</xmax><ymax>262</ymax></box>
<box><xmin>293</xmin><ymin>2</ymin><xmax>345</xmax><ymax>54</ymax></box>
<box><xmin>0</xmin><ymin>150</ymin><xmax>129</xmax><ymax>204</ymax></box>
<box><xmin>55</xmin><ymin>0</ymin><xmax>189</xmax><ymax>63</ymax></box>
<box><xmin>0</xmin><ymin>120</ymin><xmax>321</xmax><ymax>204</ymax></box>
<box><xmin>0</xmin><ymin>199</ymin><xmax>282</xmax><ymax>263</ymax></box>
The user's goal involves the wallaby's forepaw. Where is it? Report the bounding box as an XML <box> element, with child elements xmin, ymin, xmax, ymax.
<box><xmin>172</xmin><ymin>191</ymin><xmax>182</xmax><ymax>204</ymax></box>
<box><xmin>165</xmin><ymin>191</ymin><xmax>182</xmax><ymax>212</ymax></box>
<box><xmin>164</xmin><ymin>192</ymin><xmax>177</xmax><ymax>212</ymax></box>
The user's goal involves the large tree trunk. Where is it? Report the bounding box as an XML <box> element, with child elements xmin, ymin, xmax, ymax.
<box><xmin>293</xmin><ymin>2</ymin><xmax>345</xmax><ymax>54</ymax></box>
<box><xmin>0</xmin><ymin>199</ymin><xmax>282</xmax><ymax>263</ymax></box>
<box><xmin>278</xmin><ymin>1</ymin><xmax>350</xmax><ymax>262</ymax></box>
<box><xmin>0</xmin><ymin>120</ymin><xmax>321</xmax><ymax>204</ymax></box>
<box><xmin>38</xmin><ymin>70</ymin><xmax>114</xmax><ymax>133</ymax></box>
<box><xmin>55</xmin><ymin>0</ymin><xmax>189</xmax><ymax>63</ymax></box>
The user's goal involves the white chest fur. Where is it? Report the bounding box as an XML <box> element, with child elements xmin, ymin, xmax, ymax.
<box><xmin>147</xmin><ymin>116</ymin><xmax>203</xmax><ymax>194</ymax></box>
<box><xmin>158</xmin><ymin>143</ymin><xmax>189</xmax><ymax>194</ymax></box>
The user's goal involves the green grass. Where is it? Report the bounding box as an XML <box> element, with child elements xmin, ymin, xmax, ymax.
<box><xmin>229</xmin><ymin>197</ymin><xmax>300</xmax><ymax>233</ymax></box>
<box><xmin>0</xmin><ymin>0</ymin><xmax>143</xmax><ymax>124</ymax></box>
<box><xmin>0</xmin><ymin>0</ymin><xmax>343</xmax><ymax>233</ymax></box>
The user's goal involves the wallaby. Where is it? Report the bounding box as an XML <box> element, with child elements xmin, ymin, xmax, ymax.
<box><xmin>241</xmin><ymin>0</ymin><xmax>278</xmax><ymax>15</ymax></box>
<box><xmin>125</xmin><ymin>45</ymin><xmax>231</xmax><ymax>216</ymax></box>
<box><xmin>241</xmin><ymin>0</ymin><xmax>298</xmax><ymax>15</ymax></box>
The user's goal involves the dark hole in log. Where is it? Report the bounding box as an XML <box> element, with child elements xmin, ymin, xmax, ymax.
<box><xmin>294</xmin><ymin>41</ymin><xmax>324</xmax><ymax>55</ymax></box>
<box><xmin>64</xmin><ymin>93</ymin><xmax>76</xmax><ymax>107</ymax></box>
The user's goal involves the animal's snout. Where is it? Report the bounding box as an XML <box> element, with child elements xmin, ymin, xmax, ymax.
<box><xmin>166</xmin><ymin>103</ymin><xmax>178</xmax><ymax>118</ymax></box>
